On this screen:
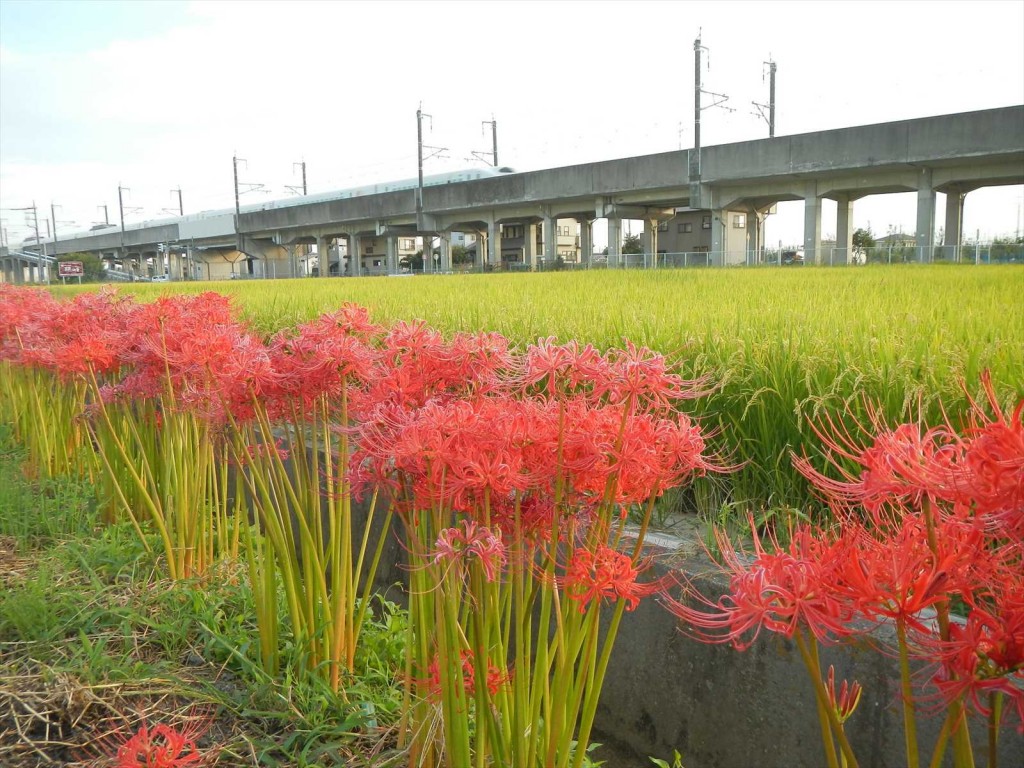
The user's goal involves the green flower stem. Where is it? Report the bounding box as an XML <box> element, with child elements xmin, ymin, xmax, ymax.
<box><xmin>896</xmin><ymin>619</ymin><xmax>921</xmax><ymax>768</ymax></box>
<box><xmin>794</xmin><ymin>630</ymin><xmax>858</xmax><ymax>768</ymax></box>
<box><xmin>921</xmin><ymin>498</ymin><xmax>974</xmax><ymax>768</ymax></box>
<box><xmin>988</xmin><ymin>692</ymin><xmax>1002</xmax><ymax>768</ymax></box>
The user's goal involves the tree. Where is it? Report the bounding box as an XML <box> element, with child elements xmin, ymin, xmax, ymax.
<box><xmin>59</xmin><ymin>252</ymin><xmax>106</xmax><ymax>282</ymax></box>
<box><xmin>622</xmin><ymin>233</ymin><xmax>643</xmax><ymax>255</ymax></box>
<box><xmin>451</xmin><ymin>244</ymin><xmax>472</xmax><ymax>265</ymax></box>
<box><xmin>402</xmin><ymin>250</ymin><xmax>425</xmax><ymax>271</ymax></box>
<box><xmin>852</xmin><ymin>228</ymin><xmax>876</xmax><ymax>264</ymax></box>
<box><xmin>852</xmin><ymin>228</ymin><xmax>875</xmax><ymax>250</ymax></box>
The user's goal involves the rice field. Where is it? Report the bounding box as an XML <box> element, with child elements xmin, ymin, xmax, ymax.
<box><xmin>56</xmin><ymin>264</ymin><xmax>1024</xmax><ymax>515</ymax></box>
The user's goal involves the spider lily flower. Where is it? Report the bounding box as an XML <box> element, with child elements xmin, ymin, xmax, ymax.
<box><xmin>826</xmin><ymin>665</ymin><xmax>864</xmax><ymax>724</ymax></box>
<box><xmin>109</xmin><ymin>719</ymin><xmax>211</xmax><ymax>768</ymax></box>
<box><xmin>564</xmin><ymin>544</ymin><xmax>659</xmax><ymax>613</ymax></box>
<box><xmin>663</xmin><ymin>523</ymin><xmax>856</xmax><ymax>650</ymax></box>
<box><xmin>434</xmin><ymin>521</ymin><xmax>507</xmax><ymax>583</ymax></box>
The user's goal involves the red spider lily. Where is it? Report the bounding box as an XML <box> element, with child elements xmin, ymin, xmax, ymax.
<box><xmin>794</xmin><ymin>416</ymin><xmax>963</xmax><ymax>516</ymax></box>
<box><xmin>663</xmin><ymin>523</ymin><xmax>856</xmax><ymax>650</ymax></box>
<box><xmin>434</xmin><ymin>521</ymin><xmax>507</xmax><ymax>582</ymax></box>
<box><xmin>826</xmin><ymin>665</ymin><xmax>863</xmax><ymax>724</ymax></box>
<box><xmin>370</xmin><ymin>320</ymin><xmax>474</xmax><ymax>408</ymax></box>
<box><xmin>595</xmin><ymin>340</ymin><xmax>716</xmax><ymax>414</ymax></box>
<box><xmin>794</xmin><ymin>373</ymin><xmax>1022</xmax><ymax>538</ymax></box>
<box><xmin>353</xmin><ymin>396</ymin><xmax>545</xmax><ymax>514</ymax></box>
<box><xmin>489</xmin><ymin>493</ymin><xmax>560</xmax><ymax>546</ymax></box>
<box><xmin>563</xmin><ymin>544</ymin><xmax>657</xmax><ymax>613</ymax></box>
<box><xmin>108</xmin><ymin>719</ymin><xmax>210</xmax><ymax>768</ymax></box>
<box><xmin>0</xmin><ymin>285</ymin><xmax>61</xmax><ymax>364</ymax></box>
<box><xmin>556</xmin><ymin>400</ymin><xmax>722</xmax><ymax>508</ymax></box>
<box><xmin>953</xmin><ymin>372</ymin><xmax>1024</xmax><ymax>538</ymax></box>
<box><xmin>264</xmin><ymin>314</ymin><xmax>379</xmax><ymax>415</ymax></box>
<box><xmin>424</xmin><ymin>649</ymin><xmax>511</xmax><ymax>700</ymax></box>
<box><xmin>928</xmin><ymin>600</ymin><xmax>1024</xmax><ymax>729</ymax></box>
<box><xmin>913</xmin><ymin>554</ymin><xmax>1024</xmax><ymax>728</ymax></box>
<box><xmin>0</xmin><ymin>286</ymin><xmax>136</xmax><ymax>378</ymax></box>
<box><xmin>110</xmin><ymin>292</ymin><xmax>277</xmax><ymax>422</ymax></box>
<box><xmin>446</xmin><ymin>330</ymin><xmax>516</xmax><ymax>394</ymax></box>
<box><xmin>520</xmin><ymin>336</ymin><xmax>608</xmax><ymax>398</ymax></box>
<box><xmin>834</xmin><ymin>514</ymin><xmax>974</xmax><ymax>634</ymax></box>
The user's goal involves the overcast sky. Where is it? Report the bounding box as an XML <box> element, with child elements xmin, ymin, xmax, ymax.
<box><xmin>2</xmin><ymin>0</ymin><xmax>1023</xmax><ymax>250</ymax></box>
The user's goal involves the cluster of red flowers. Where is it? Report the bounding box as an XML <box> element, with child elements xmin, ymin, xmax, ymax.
<box><xmin>666</xmin><ymin>371</ymin><xmax>1023</xmax><ymax>731</ymax></box>
<box><xmin>434</xmin><ymin>520</ymin><xmax>507</xmax><ymax>582</ymax></box>
<box><xmin>563</xmin><ymin>544</ymin><xmax>658</xmax><ymax>613</ymax></box>
<box><xmin>1</xmin><ymin>285</ymin><xmax>722</xmax><ymax>610</ymax></box>
<box><xmin>102</xmin><ymin>718</ymin><xmax>210</xmax><ymax>768</ymax></box>
<box><xmin>424</xmin><ymin>649</ymin><xmax>512</xmax><ymax>701</ymax></box>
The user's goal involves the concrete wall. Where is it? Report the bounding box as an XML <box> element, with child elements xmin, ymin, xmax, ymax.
<box><xmin>701</xmin><ymin>105</ymin><xmax>1024</xmax><ymax>183</ymax></box>
<box><xmin>592</xmin><ymin>532</ymin><xmax>1024</xmax><ymax>768</ymax></box>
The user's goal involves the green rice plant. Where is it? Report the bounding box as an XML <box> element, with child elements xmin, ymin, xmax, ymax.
<box><xmin>90</xmin><ymin>266</ymin><xmax>1020</xmax><ymax>520</ymax></box>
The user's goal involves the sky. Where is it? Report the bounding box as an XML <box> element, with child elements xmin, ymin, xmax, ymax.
<box><xmin>1</xmin><ymin>0</ymin><xmax>1023</xmax><ymax>251</ymax></box>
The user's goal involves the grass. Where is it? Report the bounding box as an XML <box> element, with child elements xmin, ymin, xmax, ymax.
<box><xmin>0</xmin><ymin>428</ymin><xmax>408</xmax><ymax>767</ymax></box>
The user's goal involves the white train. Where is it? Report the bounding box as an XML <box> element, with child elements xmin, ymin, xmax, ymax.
<box><xmin>23</xmin><ymin>166</ymin><xmax>518</xmax><ymax>246</ymax></box>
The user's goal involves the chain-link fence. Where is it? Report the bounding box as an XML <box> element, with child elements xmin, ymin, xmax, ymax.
<box><xmin>309</xmin><ymin>241</ymin><xmax>1023</xmax><ymax>277</ymax></box>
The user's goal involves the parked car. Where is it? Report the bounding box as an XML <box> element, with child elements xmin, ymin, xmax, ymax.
<box><xmin>781</xmin><ymin>249</ymin><xmax>805</xmax><ymax>265</ymax></box>
<box><xmin>152</xmin><ymin>274</ymin><xmax>169</xmax><ymax>282</ymax></box>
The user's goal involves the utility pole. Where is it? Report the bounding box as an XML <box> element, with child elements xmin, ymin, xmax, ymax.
<box><xmin>173</xmin><ymin>187</ymin><xmax>183</xmax><ymax>216</ymax></box>
<box><xmin>98</xmin><ymin>204</ymin><xmax>109</xmax><ymax>225</ymax></box>
<box><xmin>118</xmin><ymin>185</ymin><xmax>129</xmax><ymax>279</ymax></box>
<box><xmin>234</xmin><ymin>152</ymin><xmax>241</xmax><ymax>234</ymax></box>
<box><xmin>753</xmin><ymin>58</ymin><xmax>777</xmax><ymax>138</ymax></box>
<box><xmin>415</xmin><ymin>105</ymin><xmax>448</xmax><ymax>225</ymax></box>
<box><xmin>691</xmin><ymin>32</ymin><xmax>732</xmax><ymax>203</ymax></box>
<box><xmin>693</xmin><ymin>35</ymin><xmax>702</xmax><ymax>184</ymax></box>
<box><xmin>118</xmin><ymin>186</ymin><xmax>128</xmax><ymax>242</ymax></box>
<box><xmin>472</xmin><ymin>117</ymin><xmax>499</xmax><ymax>166</ymax></box>
<box><xmin>286</xmin><ymin>161</ymin><xmax>307</xmax><ymax>195</ymax></box>
<box><xmin>231</xmin><ymin>154</ymin><xmax>264</xmax><ymax>257</ymax></box>
<box><xmin>32</xmin><ymin>202</ymin><xmax>46</xmax><ymax>283</ymax></box>
<box><xmin>417</xmin><ymin>105</ymin><xmax>427</xmax><ymax>220</ymax></box>
<box><xmin>487</xmin><ymin>117</ymin><xmax>498</xmax><ymax>166</ymax></box>
<box><xmin>51</xmin><ymin>203</ymin><xmax>59</xmax><ymax>258</ymax></box>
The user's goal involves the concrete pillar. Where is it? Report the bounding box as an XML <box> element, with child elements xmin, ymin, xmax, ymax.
<box><xmin>349</xmin><ymin>235</ymin><xmax>361</xmax><ymax>277</ymax></box>
<box><xmin>386</xmin><ymin>236</ymin><xmax>397</xmax><ymax>274</ymax></box>
<box><xmin>915</xmin><ymin>168</ymin><xmax>936</xmax><ymax>262</ymax></box>
<box><xmin>944</xmin><ymin>187</ymin><xmax>964</xmax><ymax>262</ymax></box>
<box><xmin>283</xmin><ymin>244</ymin><xmax>295</xmax><ymax>277</ymax></box>
<box><xmin>803</xmin><ymin>185</ymin><xmax>823</xmax><ymax>265</ymax></box>
<box><xmin>524</xmin><ymin>222</ymin><xmax>537</xmax><ymax>269</ymax></box>
<box><xmin>579</xmin><ymin>218</ymin><xmax>593</xmax><ymax>267</ymax></box>
<box><xmin>422</xmin><ymin>235</ymin><xmax>433</xmax><ymax>274</ymax></box>
<box><xmin>744</xmin><ymin>210</ymin><xmax>758</xmax><ymax>267</ymax></box>
<box><xmin>316</xmin><ymin>235</ymin><xmax>330</xmax><ymax>277</ymax></box>
<box><xmin>835</xmin><ymin>195</ymin><xmax>854</xmax><ymax>266</ymax></box>
<box><xmin>543</xmin><ymin>216</ymin><xmax>556</xmax><ymax>267</ymax></box>
<box><xmin>487</xmin><ymin>221</ymin><xmax>502</xmax><ymax>268</ymax></box>
<box><xmin>645</xmin><ymin>219</ymin><xmax>658</xmax><ymax>268</ymax></box>
<box><xmin>711</xmin><ymin>210</ymin><xmax>728</xmax><ymax>266</ymax></box>
<box><xmin>607</xmin><ymin>217</ymin><xmax>621</xmax><ymax>268</ymax></box>
<box><xmin>438</xmin><ymin>234</ymin><xmax>451</xmax><ymax>272</ymax></box>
